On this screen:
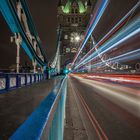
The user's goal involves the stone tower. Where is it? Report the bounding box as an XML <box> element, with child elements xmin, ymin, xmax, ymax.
<box><xmin>57</xmin><ymin>0</ymin><xmax>92</xmax><ymax>70</ymax></box>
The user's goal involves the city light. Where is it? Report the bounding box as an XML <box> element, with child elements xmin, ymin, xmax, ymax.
<box><xmin>74</xmin><ymin>16</ymin><xmax>140</xmax><ymax>70</ymax></box>
<box><xmin>71</xmin><ymin>0</ymin><xmax>109</xmax><ymax>67</ymax></box>
<box><xmin>75</xmin><ymin>35</ymin><xmax>80</xmax><ymax>42</ymax></box>
<box><xmin>70</xmin><ymin>32</ymin><xmax>81</xmax><ymax>43</ymax></box>
<box><xmin>73</xmin><ymin>1</ymin><xmax>140</xmax><ymax>69</ymax></box>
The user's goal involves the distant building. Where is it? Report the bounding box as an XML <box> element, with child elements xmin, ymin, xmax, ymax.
<box><xmin>57</xmin><ymin>0</ymin><xmax>93</xmax><ymax>70</ymax></box>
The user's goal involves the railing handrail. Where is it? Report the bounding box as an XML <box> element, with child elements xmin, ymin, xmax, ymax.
<box><xmin>0</xmin><ymin>72</ymin><xmax>43</xmax><ymax>75</ymax></box>
<box><xmin>10</xmin><ymin>76</ymin><xmax>67</xmax><ymax>140</ymax></box>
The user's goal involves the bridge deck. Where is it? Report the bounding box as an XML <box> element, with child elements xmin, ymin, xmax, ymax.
<box><xmin>0</xmin><ymin>78</ymin><xmax>57</xmax><ymax>139</ymax></box>
<box><xmin>65</xmin><ymin>76</ymin><xmax>140</xmax><ymax>140</ymax></box>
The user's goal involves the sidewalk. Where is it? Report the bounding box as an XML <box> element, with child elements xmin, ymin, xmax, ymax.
<box><xmin>64</xmin><ymin>80</ymin><xmax>88</xmax><ymax>140</ymax></box>
<box><xmin>0</xmin><ymin>78</ymin><xmax>57</xmax><ymax>139</ymax></box>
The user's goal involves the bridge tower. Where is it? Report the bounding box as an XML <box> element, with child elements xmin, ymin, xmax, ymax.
<box><xmin>57</xmin><ymin>0</ymin><xmax>93</xmax><ymax>71</ymax></box>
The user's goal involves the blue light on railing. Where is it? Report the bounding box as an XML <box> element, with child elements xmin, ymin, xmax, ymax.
<box><xmin>10</xmin><ymin>76</ymin><xmax>67</xmax><ymax>140</ymax></box>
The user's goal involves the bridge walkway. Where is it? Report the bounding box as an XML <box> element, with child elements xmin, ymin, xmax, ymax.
<box><xmin>0</xmin><ymin>78</ymin><xmax>59</xmax><ymax>139</ymax></box>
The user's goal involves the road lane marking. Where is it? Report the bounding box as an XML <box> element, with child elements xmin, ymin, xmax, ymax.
<box><xmin>69</xmin><ymin>79</ymin><xmax>109</xmax><ymax>140</ymax></box>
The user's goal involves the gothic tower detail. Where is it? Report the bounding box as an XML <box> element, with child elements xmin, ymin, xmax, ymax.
<box><xmin>57</xmin><ymin>0</ymin><xmax>93</xmax><ymax>70</ymax></box>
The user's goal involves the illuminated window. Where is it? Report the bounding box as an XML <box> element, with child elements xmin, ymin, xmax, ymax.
<box><xmin>66</xmin><ymin>48</ymin><xmax>70</xmax><ymax>53</ymax></box>
<box><xmin>64</xmin><ymin>35</ymin><xmax>68</xmax><ymax>39</ymax></box>
<box><xmin>71</xmin><ymin>47</ymin><xmax>77</xmax><ymax>53</ymax></box>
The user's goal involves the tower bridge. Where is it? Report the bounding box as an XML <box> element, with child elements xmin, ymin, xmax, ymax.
<box><xmin>0</xmin><ymin>0</ymin><xmax>140</xmax><ymax>140</ymax></box>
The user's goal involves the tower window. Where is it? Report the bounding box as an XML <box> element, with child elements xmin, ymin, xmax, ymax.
<box><xmin>75</xmin><ymin>17</ymin><xmax>78</xmax><ymax>23</ymax></box>
<box><xmin>64</xmin><ymin>35</ymin><xmax>68</xmax><ymax>39</ymax></box>
<box><xmin>75</xmin><ymin>9</ymin><xmax>78</xmax><ymax>14</ymax></box>
<box><xmin>71</xmin><ymin>17</ymin><xmax>74</xmax><ymax>23</ymax></box>
<box><xmin>67</xmin><ymin>17</ymin><xmax>70</xmax><ymax>23</ymax></box>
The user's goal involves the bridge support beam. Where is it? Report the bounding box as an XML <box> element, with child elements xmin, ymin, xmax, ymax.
<box><xmin>16</xmin><ymin>41</ymin><xmax>20</xmax><ymax>73</ymax></box>
<box><xmin>32</xmin><ymin>60</ymin><xmax>36</xmax><ymax>73</ymax></box>
<box><xmin>11</xmin><ymin>33</ymin><xmax>22</xmax><ymax>73</ymax></box>
<box><xmin>32</xmin><ymin>40</ymin><xmax>37</xmax><ymax>73</ymax></box>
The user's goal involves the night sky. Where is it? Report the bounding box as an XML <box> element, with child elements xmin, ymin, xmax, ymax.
<box><xmin>27</xmin><ymin>0</ymin><xmax>58</xmax><ymax>59</ymax></box>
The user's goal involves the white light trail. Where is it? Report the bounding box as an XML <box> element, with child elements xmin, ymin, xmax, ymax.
<box><xmin>71</xmin><ymin>0</ymin><xmax>109</xmax><ymax>67</ymax></box>
<box><xmin>74</xmin><ymin>1</ymin><xmax>140</xmax><ymax>68</ymax></box>
<box><xmin>74</xmin><ymin>18</ymin><xmax>140</xmax><ymax>70</ymax></box>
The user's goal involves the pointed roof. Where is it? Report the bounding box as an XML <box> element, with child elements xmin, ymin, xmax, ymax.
<box><xmin>61</xmin><ymin>0</ymin><xmax>87</xmax><ymax>14</ymax></box>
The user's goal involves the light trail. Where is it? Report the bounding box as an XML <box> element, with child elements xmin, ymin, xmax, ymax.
<box><xmin>75</xmin><ymin>47</ymin><xmax>140</xmax><ymax>72</ymax></box>
<box><xmin>84</xmin><ymin>42</ymin><xmax>140</xmax><ymax>70</ymax></box>
<box><xmin>74</xmin><ymin>1</ymin><xmax>140</xmax><ymax>68</ymax></box>
<box><xmin>70</xmin><ymin>80</ymin><xmax>109</xmax><ymax>140</ymax></box>
<box><xmin>74</xmin><ymin>17</ymin><xmax>140</xmax><ymax>70</ymax></box>
<box><xmin>71</xmin><ymin>0</ymin><xmax>109</xmax><ymax>67</ymax></box>
<box><xmin>76</xmin><ymin>18</ymin><xmax>140</xmax><ymax>69</ymax></box>
<box><xmin>73</xmin><ymin>2</ymin><xmax>140</xmax><ymax>70</ymax></box>
<box><xmin>82</xmin><ymin>74</ymin><xmax>140</xmax><ymax>86</ymax></box>
<box><xmin>73</xmin><ymin>75</ymin><xmax>140</xmax><ymax>118</ymax></box>
<box><xmin>76</xmin><ymin>30</ymin><xmax>140</xmax><ymax>71</ymax></box>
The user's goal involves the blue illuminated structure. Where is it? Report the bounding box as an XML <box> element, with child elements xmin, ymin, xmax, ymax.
<box><xmin>10</xmin><ymin>76</ymin><xmax>67</xmax><ymax>140</ymax></box>
<box><xmin>0</xmin><ymin>0</ymin><xmax>47</xmax><ymax>67</ymax></box>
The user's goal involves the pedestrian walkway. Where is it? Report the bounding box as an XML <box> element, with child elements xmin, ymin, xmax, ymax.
<box><xmin>0</xmin><ymin>78</ymin><xmax>57</xmax><ymax>139</ymax></box>
<box><xmin>64</xmin><ymin>79</ymin><xmax>88</xmax><ymax>140</ymax></box>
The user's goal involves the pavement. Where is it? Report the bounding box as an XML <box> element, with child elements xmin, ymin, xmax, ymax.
<box><xmin>64</xmin><ymin>78</ymin><xmax>88</xmax><ymax>140</ymax></box>
<box><xmin>64</xmin><ymin>75</ymin><xmax>140</xmax><ymax>140</ymax></box>
<box><xmin>0</xmin><ymin>78</ymin><xmax>58</xmax><ymax>140</ymax></box>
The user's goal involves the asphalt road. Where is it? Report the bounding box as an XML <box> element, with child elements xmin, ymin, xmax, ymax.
<box><xmin>68</xmin><ymin>75</ymin><xmax>140</xmax><ymax>140</ymax></box>
<box><xmin>0</xmin><ymin>78</ymin><xmax>60</xmax><ymax>140</ymax></box>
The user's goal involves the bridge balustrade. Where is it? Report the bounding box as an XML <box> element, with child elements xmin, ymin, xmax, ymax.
<box><xmin>0</xmin><ymin>73</ymin><xmax>46</xmax><ymax>93</ymax></box>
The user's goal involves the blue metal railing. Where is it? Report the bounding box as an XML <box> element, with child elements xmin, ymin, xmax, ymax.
<box><xmin>48</xmin><ymin>77</ymin><xmax>67</xmax><ymax>140</ymax></box>
<box><xmin>0</xmin><ymin>73</ymin><xmax>47</xmax><ymax>93</ymax></box>
<box><xmin>10</xmin><ymin>76</ymin><xmax>67</xmax><ymax>140</ymax></box>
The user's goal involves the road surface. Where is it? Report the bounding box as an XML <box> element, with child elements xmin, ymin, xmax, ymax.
<box><xmin>65</xmin><ymin>74</ymin><xmax>140</xmax><ymax>140</ymax></box>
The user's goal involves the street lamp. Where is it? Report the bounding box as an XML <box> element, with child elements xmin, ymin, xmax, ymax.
<box><xmin>75</xmin><ymin>35</ymin><xmax>80</xmax><ymax>42</ymax></box>
<box><xmin>70</xmin><ymin>32</ymin><xmax>81</xmax><ymax>43</ymax></box>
